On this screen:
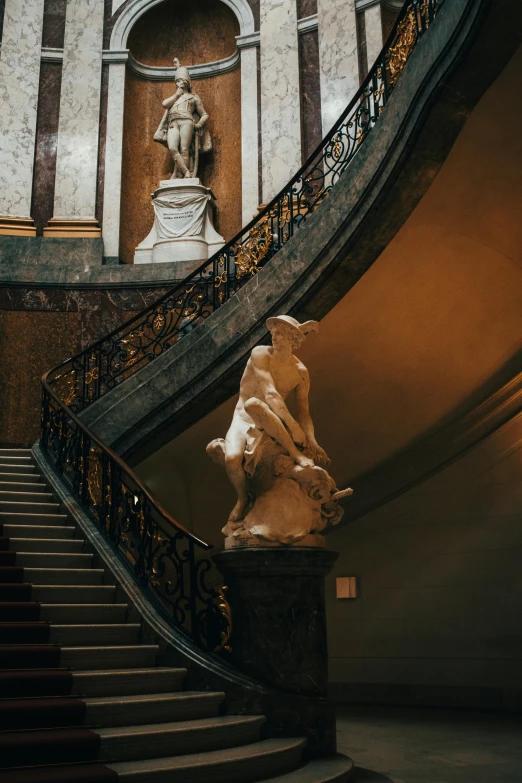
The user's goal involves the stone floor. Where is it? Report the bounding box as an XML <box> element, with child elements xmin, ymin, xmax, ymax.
<box><xmin>336</xmin><ymin>706</ymin><xmax>522</xmax><ymax>783</ymax></box>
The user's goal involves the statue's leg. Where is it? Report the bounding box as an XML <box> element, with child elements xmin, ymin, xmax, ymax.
<box><xmin>244</xmin><ymin>398</ymin><xmax>314</xmax><ymax>468</ymax></box>
<box><xmin>179</xmin><ymin>120</ymin><xmax>193</xmax><ymax>178</ymax></box>
<box><xmin>223</xmin><ymin>422</ymin><xmax>249</xmax><ymax>525</ymax></box>
<box><xmin>167</xmin><ymin>124</ymin><xmax>188</xmax><ymax>177</ymax></box>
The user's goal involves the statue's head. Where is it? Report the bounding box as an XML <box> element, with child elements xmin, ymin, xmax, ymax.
<box><xmin>267</xmin><ymin>315</ymin><xmax>319</xmax><ymax>350</ymax></box>
<box><xmin>173</xmin><ymin>60</ymin><xmax>192</xmax><ymax>92</ymax></box>
<box><xmin>175</xmin><ymin>76</ymin><xmax>191</xmax><ymax>92</ymax></box>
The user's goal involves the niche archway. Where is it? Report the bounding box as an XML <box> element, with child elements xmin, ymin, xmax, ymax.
<box><xmin>119</xmin><ymin>0</ymin><xmax>242</xmax><ymax>264</ymax></box>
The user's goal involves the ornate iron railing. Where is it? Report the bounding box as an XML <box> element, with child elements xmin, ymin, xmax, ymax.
<box><xmin>40</xmin><ymin>0</ymin><xmax>443</xmax><ymax>654</ymax></box>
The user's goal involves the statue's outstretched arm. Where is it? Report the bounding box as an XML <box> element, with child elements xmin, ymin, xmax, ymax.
<box><xmin>162</xmin><ymin>88</ymin><xmax>182</xmax><ymax>109</ymax></box>
<box><xmin>296</xmin><ymin>372</ymin><xmax>330</xmax><ymax>466</ymax></box>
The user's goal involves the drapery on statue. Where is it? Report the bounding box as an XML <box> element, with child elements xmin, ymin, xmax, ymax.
<box><xmin>207</xmin><ymin>316</ymin><xmax>353</xmax><ymax>547</ymax></box>
<box><xmin>153</xmin><ymin>58</ymin><xmax>212</xmax><ymax>180</ymax></box>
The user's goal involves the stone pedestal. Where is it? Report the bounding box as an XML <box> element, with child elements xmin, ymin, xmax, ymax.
<box><xmin>134</xmin><ymin>179</ymin><xmax>224</xmax><ymax>270</ymax></box>
<box><xmin>213</xmin><ymin>547</ymin><xmax>337</xmax><ymax>695</ymax></box>
<box><xmin>213</xmin><ymin>547</ymin><xmax>338</xmax><ymax>754</ymax></box>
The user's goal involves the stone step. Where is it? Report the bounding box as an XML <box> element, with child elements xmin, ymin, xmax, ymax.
<box><xmin>0</xmin><ymin>500</ymin><xmax>61</xmax><ymax>514</ymax></box>
<box><xmin>41</xmin><ymin>603</ymin><xmax>128</xmax><ymax>624</ymax></box>
<box><xmin>0</xmin><ymin>449</ymin><xmax>33</xmax><ymax>458</ymax></box>
<box><xmin>32</xmin><ymin>585</ymin><xmax>115</xmax><ymax>604</ymax></box>
<box><xmin>8</xmin><ymin>537</ymin><xmax>84</xmax><ymax>553</ymax></box>
<box><xmin>87</xmin><ymin>690</ymin><xmax>225</xmax><ymax>729</ymax></box>
<box><xmin>0</xmin><ymin>512</ymin><xmax>68</xmax><ymax>526</ymax></box>
<box><xmin>60</xmin><ymin>645</ymin><xmax>159</xmax><ymax>670</ymax></box>
<box><xmin>109</xmin><ymin>738</ymin><xmax>306</xmax><ymax>782</ymax></box>
<box><xmin>0</xmin><ymin>455</ymin><xmax>33</xmax><ymax>464</ymax></box>
<box><xmin>0</xmin><ymin>463</ymin><xmax>37</xmax><ymax>475</ymax></box>
<box><xmin>72</xmin><ymin>667</ymin><xmax>186</xmax><ymax>697</ymax></box>
<box><xmin>0</xmin><ymin>490</ymin><xmax>54</xmax><ymax>503</ymax></box>
<box><xmin>49</xmin><ymin>624</ymin><xmax>140</xmax><ymax>646</ymax></box>
<box><xmin>16</xmin><ymin>552</ymin><xmax>93</xmax><ymax>568</ymax></box>
<box><xmin>0</xmin><ymin>481</ymin><xmax>47</xmax><ymax>493</ymax></box>
<box><xmin>3</xmin><ymin>524</ymin><xmax>76</xmax><ymax>540</ymax></box>
<box><xmin>260</xmin><ymin>755</ymin><xmax>354</xmax><ymax>783</ymax></box>
<box><xmin>0</xmin><ymin>472</ymin><xmax>42</xmax><ymax>484</ymax></box>
<box><xmin>24</xmin><ymin>567</ymin><xmax>104</xmax><ymax>586</ymax></box>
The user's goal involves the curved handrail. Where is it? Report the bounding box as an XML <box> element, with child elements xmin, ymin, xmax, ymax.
<box><xmin>40</xmin><ymin>0</ymin><xmax>444</xmax><ymax>654</ymax></box>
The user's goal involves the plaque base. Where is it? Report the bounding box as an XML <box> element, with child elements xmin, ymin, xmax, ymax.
<box><xmin>134</xmin><ymin>179</ymin><xmax>225</xmax><ymax>269</ymax></box>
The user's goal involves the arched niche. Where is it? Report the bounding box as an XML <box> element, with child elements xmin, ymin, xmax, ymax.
<box><xmin>118</xmin><ymin>0</ymin><xmax>242</xmax><ymax>264</ymax></box>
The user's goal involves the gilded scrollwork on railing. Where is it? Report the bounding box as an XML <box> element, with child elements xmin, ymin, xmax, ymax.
<box><xmin>213</xmin><ymin>586</ymin><xmax>233</xmax><ymax>654</ymax></box>
<box><xmin>386</xmin><ymin>7</ymin><xmax>418</xmax><ymax>85</ymax></box>
<box><xmin>236</xmin><ymin>222</ymin><xmax>272</xmax><ymax>279</ymax></box>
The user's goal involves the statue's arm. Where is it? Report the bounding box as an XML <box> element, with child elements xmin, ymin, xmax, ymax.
<box><xmin>162</xmin><ymin>88</ymin><xmax>182</xmax><ymax>109</ymax></box>
<box><xmin>194</xmin><ymin>96</ymin><xmax>209</xmax><ymax>129</ymax></box>
<box><xmin>296</xmin><ymin>371</ymin><xmax>330</xmax><ymax>466</ymax></box>
<box><xmin>251</xmin><ymin>349</ymin><xmax>302</xmax><ymax>435</ymax></box>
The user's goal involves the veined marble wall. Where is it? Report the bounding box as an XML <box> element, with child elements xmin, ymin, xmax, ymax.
<box><xmin>53</xmin><ymin>0</ymin><xmax>104</xmax><ymax>220</ymax></box>
<box><xmin>260</xmin><ymin>0</ymin><xmax>301</xmax><ymax>203</ymax></box>
<box><xmin>0</xmin><ymin>0</ymin><xmax>45</xmax><ymax>221</ymax></box>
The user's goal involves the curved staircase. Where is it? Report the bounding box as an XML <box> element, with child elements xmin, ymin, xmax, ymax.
<box><xmin>0</xmin><ymin>450</ymin><xmax>353</xmax><ymax>782</ymax></box>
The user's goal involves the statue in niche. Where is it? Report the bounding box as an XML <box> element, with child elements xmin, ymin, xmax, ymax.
<box><xmin>153</xmin><ymin>58</ymin><xmax>212</xmax><ymax>180</ymax></box>
<box><xmin>207</xmin><ymin>316</ymin><xmax>353</xmax><ymax>547</ymax></box>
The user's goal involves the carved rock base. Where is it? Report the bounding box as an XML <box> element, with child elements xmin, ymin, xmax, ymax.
<box><xmin>224</xmin><ymin>531</ymin><xmax>325</xmax><ymax>549</ymax></box>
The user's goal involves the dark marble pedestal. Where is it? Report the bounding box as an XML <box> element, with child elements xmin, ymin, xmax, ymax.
<box><xmin>213</xmin><ymin>547</ymin><xmax>338</xmax><ymax>755</ymax></box>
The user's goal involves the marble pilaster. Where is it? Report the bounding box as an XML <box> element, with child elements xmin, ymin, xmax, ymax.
<box><xmin>239</xmin><ymin>44</ymin><xmax>260</xmax><ymax>225</ymax></box>
<box><xmin>365</xmin><ymin>3</ymin><xmax>384</xmax><ymax>70</ymax></box>
<box><xmin>260</xmin><ymin>0</ymin><xmax>302</xmax><ymax>203</ymax></box>
<box><xmin>0</xmin><ymin>0</ymin><xmax>45</xmax><ymax>232</ymax></box>
<box><xmin>102</xmin><ymin>61</ymin><xmax>126</xmax><ymax>260</ymax></box>
<box><xmin>50</xmin><ymin>0</ymin><xmax>104</xmax><ymax>232</ymax></box>
<box><xmin>317</xmin><ymin>0</ymin><xmax>359</xmax><ymax>135</ymax></box>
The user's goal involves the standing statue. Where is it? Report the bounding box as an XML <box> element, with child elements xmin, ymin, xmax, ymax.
<box><xmin>207</xmin><ymin>316</ymin><xmax>352</xmax><ymax>547</ymax></box>
<box><xmin>153</xmin><ymin>58</ymin><xmax>212</xmax><ymax>180</ymax></box>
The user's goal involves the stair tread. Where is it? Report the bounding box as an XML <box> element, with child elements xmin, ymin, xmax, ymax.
<box><xmin>108</xmin><ymin>738</ymin><xmax>306</xmax><ymax>773</ymax></box>
<box><xmin>51</xmin><ymin>624</ymin><xmax>139</xmax><ymax>630</ymax></box>
<box><xmin>257</xmin><ymin>755</ymin><xmax>354</xmax><ymax>783</ymax></box>
<box><xmin>41</xmin><ymin>604</ymin><xmax>127</xmax><ymax>608</ymax></box>
<box><xmin>85</xmin><ymin>690</ymin><xmax>224</xmax><ymax>707</ymax></box>
<box><xmin>97</xmin><ymin>714</ymin><xmax>263</xmax><ymax>738</ymax></box>
<box><xmin>74</xmin><ymin>667</ymin><xmax>186</xmax><ymax>677</ymax></box>
<box><xmin>25</xmin><ymin>568</ymin><xmax>104</xmax><ymax>575</ymax></box>
<box><xmin>61</xmin><ymin>645</ymin><xmax>159</xmax><ymax>651</ymax></box>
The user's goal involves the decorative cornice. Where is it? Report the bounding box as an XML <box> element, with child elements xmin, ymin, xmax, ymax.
<box><xmin>298</xmin><ymin>14</ymin><xmax>318</xmax><ymax>34</ymax></box>
<box><xmin>103</xmin><ymin>49</ymin><xmax>129</xmax><ymax>64</ymax></box>
<box><xmin>126</xmin><ymin>49</ymin><xmax>240</xmax><ymax>81</ymax></box>
<box><xmin>236</xmin><ymin>31</ymin><xmax>260</xmax><ymax>49</ymax></box>
<box><xmin>41</xmin><ymin>47</ymin><xmax>63</xmax><ymax>62</ymax></box>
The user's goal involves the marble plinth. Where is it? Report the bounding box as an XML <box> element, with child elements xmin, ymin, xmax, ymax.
<box><xmin>213</xmin><ymin>547</ymin><xmax>338</xmax><ymax>696</ymax></box>
<box><xmin>134</xmin><ymin>179</ymin><xmax>225</xmax><ymax>269</ymax></box>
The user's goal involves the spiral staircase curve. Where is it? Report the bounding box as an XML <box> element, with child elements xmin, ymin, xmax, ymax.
<box><xmin>2</xmin><ymin>0</ymin><xmax>518</xmax><ymax>779</ymax></box>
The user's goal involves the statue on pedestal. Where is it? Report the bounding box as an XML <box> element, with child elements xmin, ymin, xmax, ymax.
<box><xmin>207</xmin><ymin>316</ymin><xmax>352</xmax><ymax>547</ymax></box>
<box><xmin>153</xmin><ymin>58</ymin><xmax>212</xmax><ymax>180</ymax></box>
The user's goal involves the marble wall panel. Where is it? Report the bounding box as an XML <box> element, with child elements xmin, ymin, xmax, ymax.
<box><xmin>297</xmin><ymin>0</ymin><xmax>316</xmax><ymax>19</ymax></box>
<box><xmin>0</xmin><ymin>0</ymin><xmax>6</xmax><ymax>43</ymax></box>
<box><xmin>96</xmin><ymin>64</ymin><xmax>110</xmax><ymax>228</ymax></box>
<box><xmin>42</xmin><ymin>0</ymin><xmax>66</xmax><ymax>48</ymax></box>
<box><xmin>119</xmin><ymin>1</ymin><xmax>241</xmax><ymax>264</ymax></box>
<box><xmin>260</xmin><ymin>0</ymin><xmax>301</xmax><ymax>203</ymax></box>
<box><xmin>317</xmin><ymin>0</ymin><xmax>359</xmax><ymax>135</ymax></box>
<box><xmin>53</xmin><ymin>0</ymin><xmax>104</xmax><ymax>219</ymax></box>
<box><xmin>102</xmin><ymin>63</ymin><xmax>125</xmax><ymax>260</ymax></box>
<box><xmin>299</xmin><ymin>29</ymin><xmax>322</xmax><ymax>162</ymax></box>
<box><xmin>241</xmin><ymin>46</ymin><xmax>260</xmax><ymax>224</ymax></box>
<box><xmin>0</xmin><ymin>0</ymin><xmax>45</xmax><ymax>219</ymax></box>
<box><xmin>31</xmin><ymin>62</ymin><xmax>62</xmax><ymax>236</ymax></box>
<box><xmin>365</xmin><ymin>4</ymin><xmax>383</xmax><ymax>71</ymax></box>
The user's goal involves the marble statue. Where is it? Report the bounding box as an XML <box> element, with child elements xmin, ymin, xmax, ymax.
<box><xmin>153</xmin><ymin>58</ymin><xmax>212</xmax><ymax>180</ymax></box>
<box><xmin>207</xmin><ymin>315</ymin><xmax>353</xmax><ymax>547</ymax></box>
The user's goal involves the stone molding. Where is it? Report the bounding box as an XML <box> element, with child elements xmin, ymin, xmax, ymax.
<box><xmin>126</xmin><ymin>50</ymin><xmax>240</xmax><ymax>81</ymax></box>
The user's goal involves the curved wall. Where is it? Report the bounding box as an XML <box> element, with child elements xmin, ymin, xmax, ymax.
<box><xmin>119</xmin><ymin>0</ymin><xmax>242</xmax><ymax>264</ymax></box>
<box><xmin>136</xmin><ymin>45</ymin><xmax>522</xmax><ymax>543</ymax></box>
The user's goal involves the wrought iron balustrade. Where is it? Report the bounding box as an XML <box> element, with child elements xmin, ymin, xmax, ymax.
<box><xmin>40</xmin><ymin>0</ymin><xmax>444</xmax><ymax>655</ymax></box>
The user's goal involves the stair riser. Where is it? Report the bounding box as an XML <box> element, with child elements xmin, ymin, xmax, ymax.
<box><xmin>16</xmin><ymin>553</ymin><xmax>93</xmax><ymax>568</ymax></box>
<box><xmin>9</xmin><ymin>538</ymin><xmax>84</xmax><ymax>553</ymax></box>
<box><xmin>0</xmin><ymin>492</ymin><xmax>54</xmax><ymax>503</ymax></box>
<box><xmin>32</xmin><ymin>586</ymin><xmax>115</xmax><ymax>603</ymax></box>
<box><xmin>0</xmin><ymin>502</ymin><xmax>60</xmax><ymax>514</ymax></box>
<box><xmin>0</xmin><ymin>465</ymin><xmax>37</xmax><ymax>475</ymax></box>
<box><xmin>88</xmin><ymin>697</ymin><xmax>221</xmax><ymax>729</ymax></box>
<box><xmin>0</xmin><ymin>482</ymin><xmax>46</xmax><ymax>492</ymax></box>
<box><xmin>50</xmin><ymin>625</ymin><xmax>140</xmax><ymax>646</ymax></box>
<box><xmin>101</xmin><ymin>723</ymin><xmax>261</xmax><ymax>762</ymax></box>
<box><xmin>73</xmin><ymin>670</ymin><xmax>185</xmax><ymax>697</ymax></box>
<box><xmin>24</xmin><ymin>568</ymin><xmax>104</xmax><ymax>586</ymax></box>
<box><xmin>40</xmin><ymin>604</ymin><xmax>128</xmax><ymax>624</ymax></box>
<box><xmin>3</xmin><ymin>525</ymin><xmax>76</xmax><ymax>540</ymax></box>
<box><xmin>0</xmin><ymin>450</ymin><xmax>33</xmax><ymax>458</ymax></box>
<box><xmin>60</xmin><ymin>647</ymin><xmax>158</xmax><ymax>670</ymax></box>
<box><xmin>0</xmin><ymin>514</ymin><xmax>68</xmax><ymax>526</ymax></box>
